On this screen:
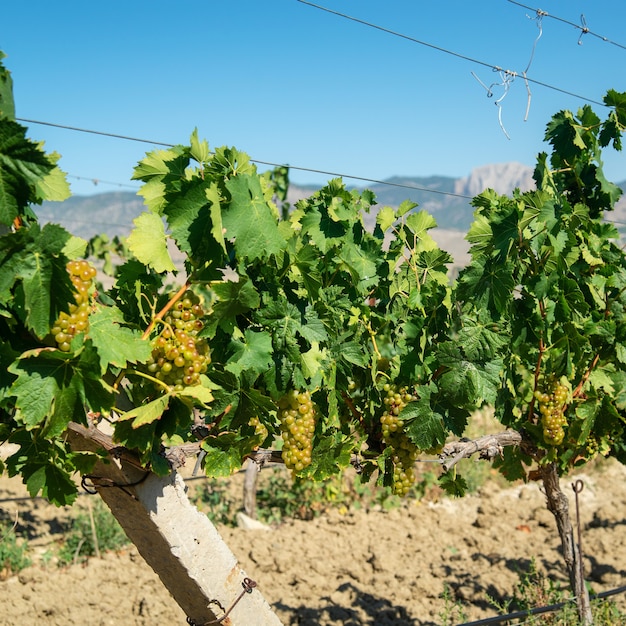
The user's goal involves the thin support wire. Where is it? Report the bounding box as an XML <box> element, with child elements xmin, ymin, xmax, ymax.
<box><xmin>507</xmin><ymin>0</ymin><xmax>626</xmax><ymax>51</ymax></box>
<box><xmin>16</xmin><ymin>117</ymin><xmax>474</xmax><ymax>201</ymax></box>
<box><xmin>296</xmin><ymin>0</ymin><xmax>605</xmax><ymax>106</ymax></box>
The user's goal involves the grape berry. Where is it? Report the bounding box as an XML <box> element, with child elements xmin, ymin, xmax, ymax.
<box><xmin>535</xmin><ymin>377</ymin><xmax>568</xmax><ymax>446</ymax></box>
<box><xmin>51</xmin><ymin>260</ymin><xmax>97</xmax><ymax>351</ymax></box>
<box><xmin>380</xmin><ymin>383</ymin><xmax>418</xmax><ymax>496</ymax></box>
<box><xmin>248</xmin><ymin>415</ymin><xmax>269</xmax><ymax>446</ymax></box>
<box><xmin>278</xmin><ymin>390</ymin><xmax>316</xmax><ymax>474</ymax></box>
<box><xmin>144</xmin><ymin>291</ymin><xmax>210</xmax><ymax>391</ymax></box>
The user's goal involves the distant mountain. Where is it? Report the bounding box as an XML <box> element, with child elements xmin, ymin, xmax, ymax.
<box><xmin>35</xmin><ymin>163</ymin><xmax>626</xmax><ymax>269</ymax></box>
<box><xmin>37</xmin><ymin>191</ymin><xmax>145</xmax><ymax>241</ymax></box>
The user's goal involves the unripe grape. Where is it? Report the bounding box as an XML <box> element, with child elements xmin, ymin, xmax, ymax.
<box><xmin>248</xmin><ymin>416</ymin><xmax>269</xmax><ymax>445</ymax></box>
<box><xmin>141</xmin><ymin>290</ymin><xmax>210</xmax><ymax>392</ymax></box>
<box><xmin>278</xmin><ymin>390</ymin><xmax>316</xmax><ymax>476</ymax></box>
<box><xmin>536</xmin><ymin>376</ymin><xmax>569</xmax><ymax>446</ymax></box>
<box><xmin>380</xmin><ymin>384</ymin><xmax>418</xmax><ymax>496</ymax></box>
<box><xmin>52</xmin><ymin>260</ymin><xmax>96</xmax><ymax>352</ymax></box>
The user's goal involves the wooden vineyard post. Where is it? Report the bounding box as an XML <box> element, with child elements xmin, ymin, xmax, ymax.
<box><xmin>67</xmin><ymin>422</ymin><xmax>283</xmax><ymax>626</ymax></box>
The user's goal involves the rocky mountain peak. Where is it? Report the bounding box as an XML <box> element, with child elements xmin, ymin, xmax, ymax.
<box><xmin>454</xmin><ymin>162</ymin><xmax>535</xmax><ymax>197</ymax></box>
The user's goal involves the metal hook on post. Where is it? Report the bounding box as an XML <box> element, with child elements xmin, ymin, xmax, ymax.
<box><xmin>572</xmin><ymin>479</ymin><xmax>585</xmax><ymax>579</ymax></box>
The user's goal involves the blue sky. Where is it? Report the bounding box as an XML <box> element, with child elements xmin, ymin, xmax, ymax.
<box><xmin>3</xmin><ymin>0</ymin><xmax>626</xmax><ymax>196</ymax></box>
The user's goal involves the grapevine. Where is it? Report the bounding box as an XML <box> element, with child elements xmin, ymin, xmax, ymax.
<box><xmin>1</xmin><ymin>49</ymin><xmax>626</xmax><ymax>612</ymax></box>
<box><xmin>2</xmin><ymin>49</ymin><xmax>626</xmax><ymax>622</ymax></box>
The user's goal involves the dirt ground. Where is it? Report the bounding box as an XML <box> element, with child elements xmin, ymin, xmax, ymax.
<box><xmin>1</xmin><ymin>457</ymin><xmax>626</xmax><ymax>626</ymax></box>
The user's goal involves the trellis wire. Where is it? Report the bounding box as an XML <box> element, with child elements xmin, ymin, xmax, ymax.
<box><xmin>458</xmin><ymin>585</ymin><xmax>626</xmax><ymax>626</ymax></box>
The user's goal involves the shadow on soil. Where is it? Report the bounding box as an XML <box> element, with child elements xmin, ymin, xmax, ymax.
<box><xmin>275</xmin><ymin>581</ymin><xmax>424</xmax><ymax>625</ymax></box>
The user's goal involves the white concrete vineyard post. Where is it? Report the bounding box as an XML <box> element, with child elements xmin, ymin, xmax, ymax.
<box><xmin>67</xmin><ymin>422</ymin><xmax>283</xmax><ymax>626</ymax></box>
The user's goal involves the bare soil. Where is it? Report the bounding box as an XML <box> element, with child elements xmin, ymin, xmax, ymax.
<box><xmin>1</xmin><ymin>459</ymin><xmax>626</xmax><ymax>626</ymax></box>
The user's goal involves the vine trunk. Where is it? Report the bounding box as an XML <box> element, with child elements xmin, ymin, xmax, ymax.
<box><xmin>541</xmin><ymin>463</ymin><xmax>592</xmax><ymax>625</ymax></box>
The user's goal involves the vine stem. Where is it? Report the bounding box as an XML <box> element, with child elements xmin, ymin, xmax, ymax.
<box><xmin>129</xmin><ymin>369</ymin><xmax>172</xmax><ymax>394</ymax></box>
<box><xmin>111</xmin><ymin>281</ymin><xmax>191</xmax><ymax>391</ymax></box>
<box><xmin>366</xmin><ymin>322</ymin><xmax>382</xmax><ymax>360</ymax></box>
<box><xmin>527</xmin><ymin>337</ymin><xmax>545</xmax><ymax>421</ymax></box>
<box><xmin>341</xmin><ymin>391</ymin><xmax>366</xmax><ymax>430</ymax></box>
<box><xmin>572</xmin><ymin>297</ymin><xmax>609</xmax><ymax>398</ymax></box>
<box><xmin>572</xmin><ymin>353</ymin><xmax>600</xmax><ymax>399</ymax></box>
<box><xmin>142</xmin><ymin>281</ymin><xmax>191</xmax><ymax>340</ymax></box>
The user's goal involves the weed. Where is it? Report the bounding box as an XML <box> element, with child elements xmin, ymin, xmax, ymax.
<box><xmin>512</xmin><ymin>557</ymin><xmax>565</xmax><ymax>616</ymax></box>
<box><xmin>491</xmin><ymin>558</ymin><xmax>626</xmax><ymax>625</ymax></box>
<box><xmin>193</xmin><ymin>465</ymin><xmax>443</xmax><ymax>526</ymax></box>
<box><xmin>256</xmin><ymin>471</ymin><xmax>335</xmax><ymax>523</ymax></box>
<box><xmin>438</xmin><ymin>582</ymin><xmax>468</xmax><ymax>625</ymax></box>
<box><xmin>57</xmin><ymin>499</ymin><xmax>129</xmax><ymax>565</ymax></box>
<box><xmin>191</xmin><ymin>477</ymin><xmax>240</xmax><ymax>527</ymax></box>
<box><xmin>0</xmin><ymin>520</ymin><xmax>30</xmax><ymax>578</ymax></box>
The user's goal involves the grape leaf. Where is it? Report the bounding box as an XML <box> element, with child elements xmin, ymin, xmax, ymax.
<box><xmin>400</xmin><ymin>397</ymin><xmax>447</xmax><ymax>450</ymax></box>
<box><xmin>208</xmin><ymin>278</ymin><xmax>260</xmax><ymax>334</ymax></box>
<box><xmin>337</xmin><ymin>242</ymin><xmax>378</xmax><ymax>288</ymax></box>
<box><xmin>8</xmin><ymin>350</ymin><xmax>61</xmax><ymax>428</ymax></box>
<box><xmin>62</xmin><ymin>235</ymin><xmax>88</xmax><ymax>259</ymax></box>
<box><xmin>118</xmin><ymin>394</ymin><xmax>170</xmax><ymax>429</ymax></box>
<box><xmin>163</xmin><ymin>179</ymin><xmax>215</xmax><ymax>258</ymax></box>
<box><xmin>439</xmin><ymin>470</ymin><xmax>468</xmax><ymax>497</ymax></box>
<box><xmin>34</xmin><ymin>152</ymin><xmax>70</xmax><ymax>202</ymax></box>
<box><xmin>0</xmin><ymin>222</ymin><xmax>74</xmax><ymax>337</ymax></box>
<box><xmin>223</xmin><ymin>174</ymin><xmax>285</xmax><ymax>260</ymax></box>
<box><xmin>492</xmin><ymin>446</ymin><xmax>529</xmax><ymax>482</ymax></box>
<box><xmin>397</xmin><ymin>199</ymin><xmax>418</xmax><ymax>217</ymax></box>
<box><xmin>301</xmin><ymin>341</ymin><xmax>327</xmax><ymax>382</ymax></box>
<box><xmin>437</xmin><ymin>344</ymin><xmax>501</xmax><ymax>407</ymax></box>
<box><xmin>405</xmin><ymin>210</ymin><xmax>438</xmax><ymax>252</ymax></box>
<box><xmin>0</xmin><ymin>120</ymin><xmax>57</xmax><ymax>225</ymax></box>
<box><xmin>127</xmin><ymin>212</ymin><xmax>176</xmax><ymax>273</ymax></box>
<box><xmin>300</xmin><ymin>431</ymin><xmax>354</xmax><ymax>480</ymax></box>
<box><xmin>298</xmin><ymin>306</ymin><xmax>328</xmax><ymax>342</ymax></box>
<box><xmin>455</xmin><ymin>315</ymin><xmax>507</xmax><ymax>362</ymax></box>
<box><xmin>0</xmin><ymin>53</ymin><xmax>15</xmax><ymax>120</ymax></box>
<box><xmin>376</xmin><ymin>205</ymin><xmax>396</xmax><ymax>232</ymax></box>
<box><xmin>201</xmin><ymin>433</ymin><xmax>246</xmax><ymax>477</ymax></box>
<box><xmin>132</xmin><ymin>145</ymin><xmax>189</xmax><ymax>213</ymax></box>
<box><xmin>8</xmin><ymin>345</ymin><xmax>113</xmax><ymax>437</ymax></box>
<box><xmin>5</xmin><ymin>429</ymin><xmax>83</xmax><ymax>505</ymax></box>
<box><xmin>88</xmin><ymin>306</ymin><xmax>152</xmax><ymax>374</ymax></box>
<box><xmin>457</xmin><ymin>255</ymin><xmax>515</xmax><ymax>315</ymax></box>
<box><xmin>225</xmin><ymin>329</ymin><xmax>273</xmax><ymax>377</ymax></box>
<box><xmin>206</xmin><ymin>183</ymin><xmax>226</xmax><ymax>252</ymax></box>
<box><xmin>189</xmin><ymin>127</ymin><xmax>209</xmax><ymax>164</ymax></box>
<box><xmin>178</xmin><ymin>383</ymin><xmax>214</xmax><ymax>406</ymax></box>
<box><xmin>292</xmin><ymin>244</ymin><xmax>323</xmax><ymax>297</ymax></box>
<box><xmin>465</xmin><ymin>213</ymin><xmax>492</xmax><ymax>252</ymax></box>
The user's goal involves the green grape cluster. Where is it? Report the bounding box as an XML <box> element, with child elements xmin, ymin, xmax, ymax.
<box><xmin>535</xmin><ymin>377</ymin><xmax>568</xmax><ymax>446</ymax></box>
<box><xmin>248</xmin><ymin>416</ymin><xmax>269</xmax><ymax>445</ymax></box>
<box><xmin>380</xmin><ymin>383</ymin><xmax>418</xmax><ymax>496</ymax></box>
<box><xmin>278</xmin><ymin>390</ymin><xmax>316</xmax><ymax>473</ymax></box>
<box><xmin>585</xmin><ymin>434</ymin><xmax>599</xmax><ymax>459</ymax></box>
<box><xmin>144</xmin><ymin>291</ymin><xmax>210</xmax><ymax>391</ymax></box>
<box><xmin>51</xmin><ymin>260</ymin><xmax>97</xmax><ymax>351</ymax></box>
